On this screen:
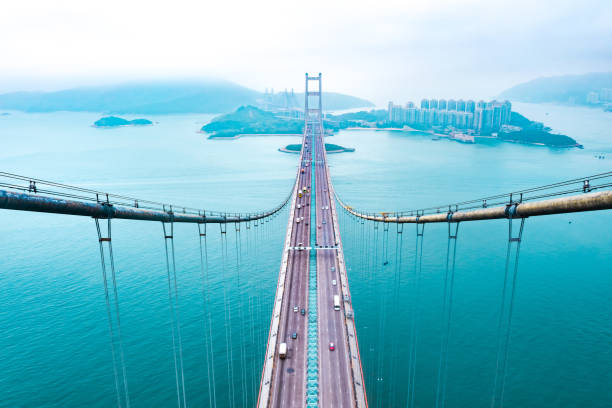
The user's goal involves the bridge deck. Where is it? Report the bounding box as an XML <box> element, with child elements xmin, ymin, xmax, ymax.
<box><xmin>258</xmin><ymin>73</ymin><xmax>366</xmax><ymax>408</ymax></box>
<box><xmin>314</xmin><ymin>127</ymin><xmax>365</xmax><ymax>407</ymax></box>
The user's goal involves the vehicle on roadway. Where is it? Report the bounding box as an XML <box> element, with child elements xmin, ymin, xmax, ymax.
<box><xmin>297</xmin><ymin>204</ymin><xmax>302</xmax><ymax>209</ymax></box>
<box><xmin>333</xmin><ymin>295</ymin><xmax>341</xmax><ymax>311</ymax></box>
<box><xmin>331</xmin><ymin>267</ymin><xmax>335</xmax><ymax>272</ymax></box>
<box><xmin>318</xmin><ymin>225</ymin><xmax>321</xmax><ymax>229</ymax></box>
<box><xmin>279</xmin><ymin>342</ymin><xmax>287</xmax><ymax>359</ymax></box>
<box><xmin>322</xmin><ymin>220</ymin><xmax>326</xmax><ymax>224</ymax></box>
<box><xmin>329</xmin><ymin>342</ymin><xmax>335</xmax><ymax>351</ymax></box>
<box><xmin>294</xmin><ymin>306</ymin><xmax>298</xmax><ymax>313</ymax></box>
<box><xmin>301</xmin><ymin>308</ymin><xmax>306</xmax><ymax>316</ymax></box>
<box><xmin>291</xmin><ymin>332</ymin><xmax>298</xmax><ymax>340</ymax></box>
<box><xmin>332</xmin><ymin>279</ymin><xmax>337</xmax><ymax>286</ymax></box>
<box><xmin>296</xmin><ymin>218</ymin><xmax>301</xmax><ymax>224</ymax></box>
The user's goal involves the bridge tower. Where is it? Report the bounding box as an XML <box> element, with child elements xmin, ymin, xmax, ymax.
<box><xmin>305</xmin><ymin>73</ymin><xmax>323</xmax><ymax>128</ymax></box>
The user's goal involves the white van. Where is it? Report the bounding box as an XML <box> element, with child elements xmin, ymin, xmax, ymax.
<box><xmin>279</xmin><ymin>342</ymin><xmax>287</xmax><ymax>359</ymax></box>
<box><xmin>333</xmin><ymin>295</ymin><xmax>340</xmax><ymax>311</ymax></box>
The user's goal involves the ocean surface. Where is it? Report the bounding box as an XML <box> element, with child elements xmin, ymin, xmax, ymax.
<box><xmin>0</xmin><ymin>104</ymin><xmax>610</xmax><ymax>407</ymax></box>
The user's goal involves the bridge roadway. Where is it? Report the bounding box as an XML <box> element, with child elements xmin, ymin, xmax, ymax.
<box><xmin>258</xmin><ymin>119</ymin><xmax>367</xmax><ymax>407</ymax></box>
<box><xmin>266</xmin><ymin>130</ymin><xmax>312</xmax><ymax>407</ymax></box>
<box><xmin>313</xmin><ymin>126</ymin><xmax>363</xmax><ymax>407</ymax></box>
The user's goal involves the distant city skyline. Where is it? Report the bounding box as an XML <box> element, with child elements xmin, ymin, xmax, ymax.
<box><xmin>1</xmin><ymin>0</ymin><xmax>611</xmax><ymax>104</ymax></box>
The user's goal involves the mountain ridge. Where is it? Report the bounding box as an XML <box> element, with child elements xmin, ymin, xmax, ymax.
<box><xmin>499</xmin><ymin>72</ymin><xmax>612</xmax><ymax>105</ymax></box>
<box><xmin>0</xmin><ymin>80</ymin><xmax>373</xmax><ymax>114</ymax></box>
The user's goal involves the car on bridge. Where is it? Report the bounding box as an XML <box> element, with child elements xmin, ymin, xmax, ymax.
<box><xmin>301</xmin><ymin>308</ymin><xmax>306</xmax><ymax>316</ymax></box>
<box><xmin>329</xmin><ymin>342</ymin><xmax>335</xmax><ymax>351</ymax></box>
<box><xmin>294</xmin><ymin>306</ymin><xmax>298</xmax><ymax>313</ymax></box>
<box><xmin>332</xmin><ymin>279</ymin><xmax>337</xmax><ymax>286</ymax></box>
<box><xmin>291</xmin><ymin>332</ymin><xmax>298</xmax><ymax>340</ymax></box>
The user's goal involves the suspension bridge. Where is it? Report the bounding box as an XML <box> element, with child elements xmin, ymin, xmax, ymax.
<box><xmin>1</xmin><ymin>73</ymin><xmax>611</xmax><ymax>408</ymax></box>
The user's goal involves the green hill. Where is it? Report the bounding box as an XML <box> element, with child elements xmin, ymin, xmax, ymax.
<box><xmin>202</xmin><ymin>106</ymin><xmax>303</xmax><ymax>137</ymax></box>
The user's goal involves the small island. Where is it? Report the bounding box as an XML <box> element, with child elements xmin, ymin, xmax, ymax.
<box><xmin>279</xmin><ymin>143</ymin><xmax>355</xmax><ymax>154</ymax></box>
<box><xmin>93</xmin><ymin>116</ymin><xmax>153</xmax><ymax>128</ymax></box>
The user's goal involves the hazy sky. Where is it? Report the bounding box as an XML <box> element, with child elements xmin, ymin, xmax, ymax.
<box><xmin>1</xmin><ymin>0</ymin><xmax>611</xmax><ymax>104</ymax></box>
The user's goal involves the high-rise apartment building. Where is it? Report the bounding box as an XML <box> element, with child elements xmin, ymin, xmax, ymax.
<box><xmin>387</xmin><ymin>98</ymin><xmax>512</xmax><ymax>133</ymax></box>
<box><xmin>456</xmin><ymin>99</ymin><xmax>466</xmax><ymax>112</ymax></box>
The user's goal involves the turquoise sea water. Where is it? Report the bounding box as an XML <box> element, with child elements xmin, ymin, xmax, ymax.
<box><xmin>0</xmin><ymin>104</ymin><xmax>611</xmax><ymax>407</ymax></box>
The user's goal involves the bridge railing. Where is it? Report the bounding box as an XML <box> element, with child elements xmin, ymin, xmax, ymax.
<box><xmin>334</xmin><ymin>171</ymin><xmax>612</xmax><ymax>223</ymax></box>
<box><xmin>0</xmin><ymin>171</ymin><xmax>295</xmax><ymax>223</ymax></box>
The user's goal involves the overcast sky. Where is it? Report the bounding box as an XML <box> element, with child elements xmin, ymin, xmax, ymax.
<box><xmin>1</xmin><ymin>0</ymin><xmax>611</xmax><ymax>104</ymax></box>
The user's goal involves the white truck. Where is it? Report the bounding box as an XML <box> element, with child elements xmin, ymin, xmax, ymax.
<box><xmin>279</xmin><ymin>342</ymin><xmax>287</xmax><ymax>359</ymax></box>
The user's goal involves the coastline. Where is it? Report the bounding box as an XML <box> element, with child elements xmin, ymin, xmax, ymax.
<box><xmin>278</xmin><ymin>146</ymin><xmax>355</xmax><ymax>154</ymax></box>
<box><xmin>204</xmin><ymin>132</ymin><xmax>302</xmax><ymax>140</ymax></box>
<box><xmin>343</xmin><ymin>126</ymin><xmax>581</xmax><ymax>148</ymax></box>
<box><xmin>92</xmin><ymin>123</ymin><xmax>154</xmax><ymax>129</ymax></box>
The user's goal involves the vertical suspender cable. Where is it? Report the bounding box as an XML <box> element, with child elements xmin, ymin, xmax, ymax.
<box><xmin>499</xmin><ymin>218</ymin><xmax>525</xmax><ymax>404</ymax></box>
<box><xmin>95</xmin><ymin>218</ymin><xmax>128</xmax><ymax>408</ymax></box>
<box><xmin>105</xmin><ymin>219</ymin><xmax>130</xmax><ymax>408</ymax></box>
<box><xmin>244</xmin><ymin>220</ymin><xmax>254</xmax><ymax>402</ymax></box>
<box><xmin>162</xmin><ymin>220</ymin><xmax>186</xmax><ymax>408</ymax></box>
<box><xmin>197</xmin><ymin>221</ymin><xmax>217</xmax><ymax>408</ymax></box>
<box><xmin>390</xmin><ymin>222</ymin><xmax>404</xmax><ymax>407</ymax></box>
<box><xmin>368</xmin><ymin>221</ymin><xmax>380</xmax><ymax>391</ymax></box>
<box><xmin>376</xmin><ymin>222</ymin><xmax>390</xmax><ymax>408</ymax></box>
<box><xmin>435</xmin><ymin>221</ymin><xmax>460</xmax><ymax>408</ymax></box>
<box><xmin>234</xmin><ymin>222</ymin><xmax>248</xmax><ymax>407</ymax></box>
<box><xmin>491</xmin><ymin>217</ymin><xmax>526</xmax><ymax>407</ymax></box>
<box><xmin>219</xmin><ymin>221</ymin><xmax>235</xmax><ymax>408</ymax></box>
<box><xmin>407</xmin><ymin>222</ymin><xmax>425</xmax><ymax>408</ymax></box>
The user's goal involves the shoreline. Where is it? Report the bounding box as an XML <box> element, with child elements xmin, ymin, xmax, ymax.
<box><xmin>92</xmin><ymin>123</ymin><xmax>154</xmax><ymax>129</ymax></box>
<box><xmin>278</xmin><ymin>147</ymin><xmax>352</xmax><ymax>154</ymax></box>
<box><xmin>343</xmin><ymin>126</ymin><xmax>581</xmax><ymax>148</ymax></box>
<box><xmin>203</xmin><ymin>132</ymin><xmax>302</xmax><ymax>140</ymax></box>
